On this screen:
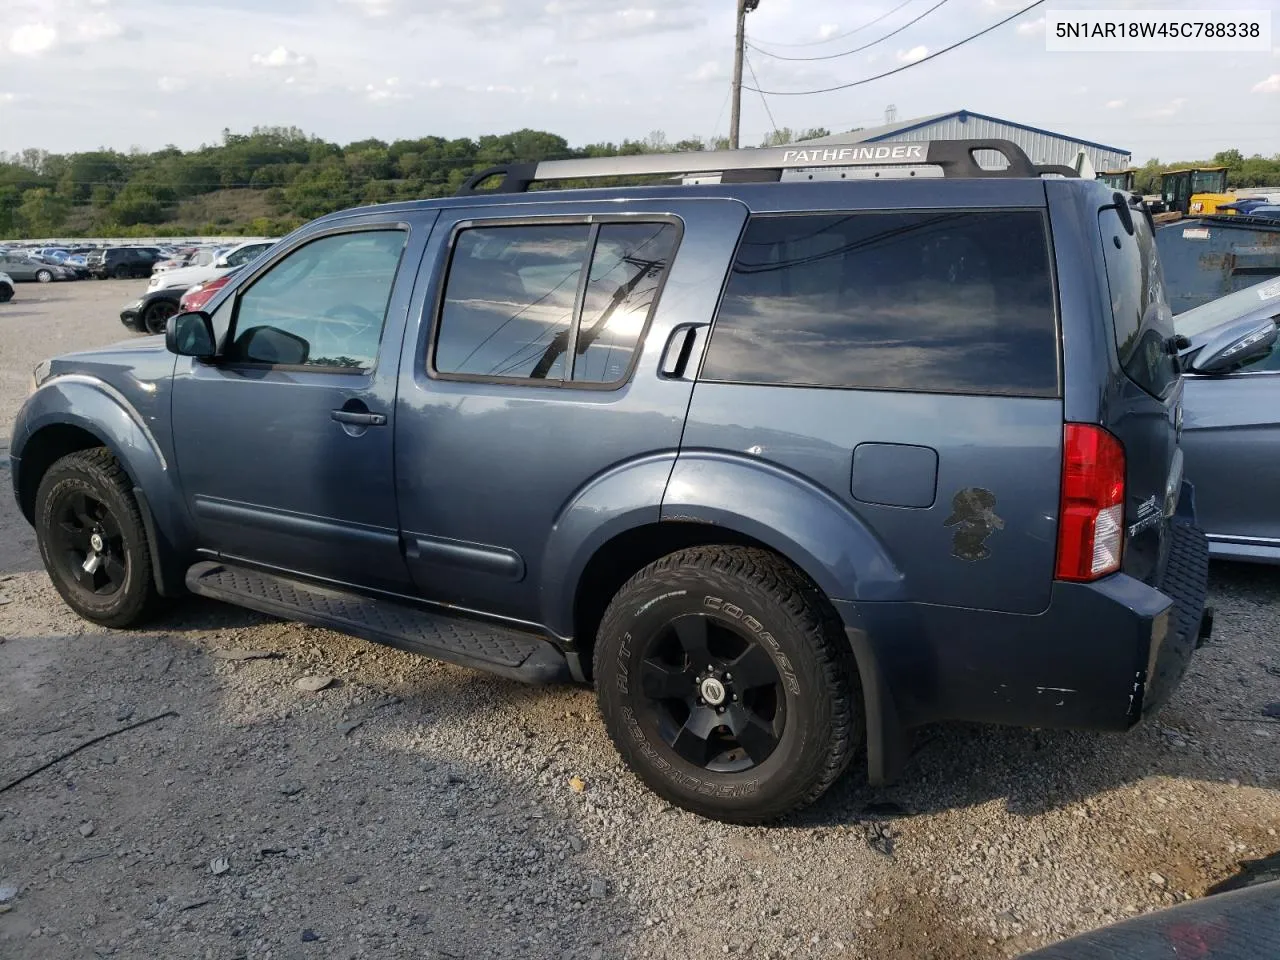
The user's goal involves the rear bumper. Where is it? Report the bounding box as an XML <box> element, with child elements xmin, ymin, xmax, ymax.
<box><xmin>839</xmin><ymin>514</ymin><xmax>1210</xmax><ymax>784</ymax></box>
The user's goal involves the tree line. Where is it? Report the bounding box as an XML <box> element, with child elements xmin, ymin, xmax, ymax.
<box><xmin>1</xmin><ymin>125</ymin><xmax>1276</xmax><ymax>239</ymax></box>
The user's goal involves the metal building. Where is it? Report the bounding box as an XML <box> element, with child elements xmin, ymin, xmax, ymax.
<box><xmin>798</xmin><ymin>108</ymin><xmax>1131</xmax><ymax>174</ymax></box>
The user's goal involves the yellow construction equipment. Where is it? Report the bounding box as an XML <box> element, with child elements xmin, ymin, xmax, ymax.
<box><xmin>1160</xmin><ymin>166</ymin><xmax>1233</xmax><ymax>216</ymax></box>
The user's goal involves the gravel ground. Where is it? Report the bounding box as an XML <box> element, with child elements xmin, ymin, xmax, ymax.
<box><xmin>1</xmin><ymin>280</ymin><xmax>1278</xmax><ymax>960</ymax></box>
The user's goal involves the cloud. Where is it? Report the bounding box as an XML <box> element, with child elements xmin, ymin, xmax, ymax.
<box><xmin>251</xmin><ymin>46</ymin><xmax>312</xmax><ymax>68</ymax></box>
<box><xmin>1016</xmin><ymin>16</ymin><xmax>1045</xmax><ymax>37</ymax></box>
<box><xmin>341</xmin><ymin>0</ymin><xmax>396</xmax><ymax>15</ymax></box>
<box><xmin>365</xmin><ymin>77</ymin><xmax>410</xmax><ymax>102</ymax></box>
<box><xmin>1253</xmin><ymin>74</ymin><xmax>1280</xmax><ymax>94</ymax></box>
<box><xmin>897</xmin><ymin>45</ymin><xmax>928</xmax><ymax>63</ymax></box>
<box><xmin>9</xmin><ymin>22</ymin><xmax>58</xmax><ymax>56</ymax></box>
<box><xmin>686</xmin><ymin>60</ymin><xmax>723</xmax><ymax>83</ymax></box>
<box><xmin>542</xmin><ymin>53</ymin><xmax>578</xmax><ymax>67</ymax></box>
<box><xmin>75</xmin><ymin>12</ymin><xmax>123</xmax><ymax>43</ymax></box>
<box><xmin>1105</xmin><ymin>99</ymin><xmax>1126</xmax><ymax>109</ymax></box>
<box><xmin>157</xmin><ymin>76</ymin><xmax>188</xmax><ymax>94</ymax></box>
<box><xmin>1142</xmin><ymin>97</ymin><xmax>1187</xmax><ymax>118</ymax></box>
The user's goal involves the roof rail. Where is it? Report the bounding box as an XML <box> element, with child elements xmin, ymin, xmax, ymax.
<box><xmin>456</xmin><ymin>138</ymin><xmax>1079</xmax><ymax>195</ymax></box>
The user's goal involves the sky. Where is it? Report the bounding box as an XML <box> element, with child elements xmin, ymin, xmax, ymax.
<box><xmin>0</xmin><ymin>0</ymin><xmax>1277</xmax><ymax>163</ymax></box>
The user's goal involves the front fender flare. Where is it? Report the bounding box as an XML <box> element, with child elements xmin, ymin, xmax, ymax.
<box><xmin>13</xmin><ymin>376</ymin><xmax>191</xmax><ymax>592</ymax></box>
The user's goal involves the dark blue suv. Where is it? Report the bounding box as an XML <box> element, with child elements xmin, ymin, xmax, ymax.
<box><xmin>10</xmin><ymin>140</ymin><xmax>1213</xmax><ymax>822</ymax></box>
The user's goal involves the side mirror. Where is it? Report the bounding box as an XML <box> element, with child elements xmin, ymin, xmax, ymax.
<box><xmin>235</xmin><ymin>325</ymin><xmax>310</xmax><ymax>365</ymax></box>
<box><xmin>1188</xmin><ymin>317</ymin><xmax>1278</xmax><ymax>375</ymax></box>
<box><xmin>166</xmin><ymin>311</ymin><xmax>216</xmax><ymax>359</ymax></box>
<box><xmin>214</xmin><ymin>258</ymin><xmax>231</xmax><ymax>268</ymax></box>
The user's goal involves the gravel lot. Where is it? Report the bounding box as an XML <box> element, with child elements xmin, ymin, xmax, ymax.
<box><xmin>1</xmin><ymin>279</ymin><xmax>1278</xmax><ymax>960</ymax></box>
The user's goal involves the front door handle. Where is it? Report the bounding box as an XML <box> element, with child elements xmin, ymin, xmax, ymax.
<box><xmin>331</xmin><ymin>409</ymin><xmax>387</xmax><ymax>427</ymax></box>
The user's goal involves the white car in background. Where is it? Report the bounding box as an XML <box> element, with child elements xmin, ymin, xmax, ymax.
<box><xmin>147</xmin><ymin>240</ymin><xmax>274</xmax><ymax>293</ymax></box>
<box><xmin>152</xmin><ymin>247</ymin><xmax>224</xmax><ymax>276</ymax></box>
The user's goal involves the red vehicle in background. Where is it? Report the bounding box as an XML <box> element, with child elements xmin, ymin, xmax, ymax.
<box><xmin>179</xmin><ymin>270</ymin><xmax>237</xmax><ymax>312</ymax></box>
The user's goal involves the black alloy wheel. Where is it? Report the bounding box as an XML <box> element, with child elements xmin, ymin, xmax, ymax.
<box><xmin>47</xmin><ymin>489</ymin><xmax>129</xmax><ymax>600</ymax></box>
<box><xmin>35</xmin><ymin>448</ymin><xmax>158</xmax><ymax>627</ymax></box>
<box><xmin>636</xmin><ymin>613</ymin><xmax>784</xmax><ymax>772</ymax></box>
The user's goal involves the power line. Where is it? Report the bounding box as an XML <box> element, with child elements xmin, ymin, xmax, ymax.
<box><xmin>743</xmin><ymin>0</ymin><xmax>1048</xmax><ymax>96</ymax></box>
<box><xmin>747</xmin><ymin>0</ymin><xmax>951</xmax><ymax>62</ymax></box>
<box><xmin>747</xmin><ymin>0</ymin><xmax>919</xmax><ymax>49</ymax></box>
<box><xmin>744</xmin><ymin>54</ymin><xmax>781</xmax><ymax>144</ymax></box>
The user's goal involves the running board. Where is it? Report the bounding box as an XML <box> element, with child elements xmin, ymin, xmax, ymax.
<box><xmin>185</xmin><ymin>561</ymin><xmax>570</xmax><ymax>685</ymax></box>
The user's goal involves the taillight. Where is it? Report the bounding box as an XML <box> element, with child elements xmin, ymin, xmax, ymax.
<box><xmin>1055</xmin><ymin>424</ymin><xmax>1126</xmax><ymax>582</ymax></box>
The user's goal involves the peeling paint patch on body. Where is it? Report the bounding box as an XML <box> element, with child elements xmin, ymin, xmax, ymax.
<box><xmin>943</xmin><ymin>488</ymin><xmax>1004</xmax><ymax>561</ymax></box>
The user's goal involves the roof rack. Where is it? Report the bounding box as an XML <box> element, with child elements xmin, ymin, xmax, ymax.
<box><xmin>456</xmin><ymin>138</ymin><xmax>1080</xmax><ymax>195</ymax></box>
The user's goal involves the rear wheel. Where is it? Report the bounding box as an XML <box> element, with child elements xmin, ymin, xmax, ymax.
<box><xmin>142</xmin><ymin>298</ymin><xmax>178</xmax><ymax>335</ymax></box>
<box><xmin>35</xmin><ymin>449</ymin><xmax>158</xmax><ymax>628</ymax></box>
<box><xmin>0</xmin><ymin>283</ymin><xmax>13</xmax><ymax>303</ymax></box>
<box><xmin>594</xmin><ymin>546</ymin><xmax>862</xmax><ymax>823</ymax></box>
<box><xmin>35</xmin><ymin>269</ymin><xmax>53</xmax><ymax>283</ymax></box>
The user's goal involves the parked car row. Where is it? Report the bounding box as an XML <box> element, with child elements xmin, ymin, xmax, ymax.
<box><xmin>0</xmin><ymin>239</ymin><xmax>275</xmax><ymax>285</ymax></box>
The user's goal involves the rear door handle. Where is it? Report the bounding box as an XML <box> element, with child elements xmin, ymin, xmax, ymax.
<box><xmin>331</xmin><ymin>409</ymin><xmax>387</xmax><ymax>427</ymax></box>
<box><xmin>660</xmin><ymin>323</ymin><xmax>711</xmax><ymax>378</ymax></box>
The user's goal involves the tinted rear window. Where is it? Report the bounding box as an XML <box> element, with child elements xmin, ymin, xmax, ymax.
<box><xmin>1098</xmin><ymin>208</ymin><xmax>1178</xmax><ymax>398</ymax></box>
<box><xmin>701</xmin><ymin>211</ymin><xmax>1058</xmax><ymax>396</ymax></box>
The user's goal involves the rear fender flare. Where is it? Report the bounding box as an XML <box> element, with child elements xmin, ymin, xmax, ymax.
<box><xmin>538</xmin><ymin>454</ymin><xmax>676</xmax><ymax>639</ymax></box>
<box><xmin>661</xmin><ymin>452</ymin><xmax>906</xmax><ymax>604</ymax></box>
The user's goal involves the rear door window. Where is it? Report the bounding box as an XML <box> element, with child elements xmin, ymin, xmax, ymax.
<box><xmin>1098</xmin><ymin>208</ymin><xmax>1178</xmax><ymax>398</ymax></box>
<box><xmin>701</xmin><ymin>211</ymin><xmax>1059</xmax><ymax>397</ymax></box>
<box><xmin>433</xmin><ymin>220</ymin><xmax>679</xmax><ymax>386</ymax></box>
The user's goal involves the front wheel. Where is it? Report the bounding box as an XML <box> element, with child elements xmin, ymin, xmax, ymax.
<box><xmin>594</xmin><ymin>546</ymin><xmax>862</xmax><ymax>823</ymax></box>
<box><xmin>0</xmin><ymin>284</ymin><xmax>13</xmax><ymax>303</ymax></box>
<box><xmin>35</xmin><ymin>449</ymin><xmax>158</xmax><ymax>628</ymax></box>
<box><xmin>142</xmin><ymin>298</ymin><xmax>178</xmax><ymax>335</ymax></box>
<box><xmin>36</xmin><ymin>269</ymin><xmax>53</xmax><ymax>283</ymax></box>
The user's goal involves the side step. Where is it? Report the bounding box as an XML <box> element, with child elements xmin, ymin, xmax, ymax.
<box><xmin>185</xmin><ymin>561</ymin><xmax>570</xmax><ymax>685</ymax></box>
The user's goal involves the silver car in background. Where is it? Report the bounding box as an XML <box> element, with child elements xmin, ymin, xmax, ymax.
<box><xmin>1177</xmin><ymin>277</ymin><xmax>1280</xmax><ymax>563</ymax></box>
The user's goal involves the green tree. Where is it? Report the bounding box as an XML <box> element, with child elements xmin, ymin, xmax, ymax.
<box><xmin>16</xmin><ymin>188</ymin><xmax>70</xmax><ymax>236</ymax></box>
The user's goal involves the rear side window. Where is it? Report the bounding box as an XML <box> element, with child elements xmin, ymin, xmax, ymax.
<box><xmin>701</xmin><ymin>211</ymin><xmax>1059</xmax><ymax>397</ymax></box>
<box><xmin>1098</xmin><ymin>208</ymin><xmax>1178</xmax><ymax>398</ymax></box>
<box><xmin>434</xmin><ymin>221</ymin><xmax>678</xmax><ymax>386</ymax></box>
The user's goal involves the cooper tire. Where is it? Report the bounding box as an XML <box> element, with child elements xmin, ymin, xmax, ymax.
<box><xmin>35</xmin><ymin>448</ymin><xmax>158</xmax><ymax>628</ymax></box>
<box><xmin>36</xmin><ymin>269</ymin><xmax>53</xmax><ymax>283</ymax></box>
<box><xmin>594</xmin><ymin>546</ymin><xmax>862</xmax><ymax>823</ymax></box>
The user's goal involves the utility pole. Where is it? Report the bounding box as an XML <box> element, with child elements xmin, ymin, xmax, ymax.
<box><xmin>729</xmin><ymin>0</ymin><xmax>760</xmax><ymax>149</ymax></box>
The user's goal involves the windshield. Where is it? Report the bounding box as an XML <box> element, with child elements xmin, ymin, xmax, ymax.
<box><xmin>1176</xmin><ymin>276</ymin><xmax>1280</xmax><ymax>339</ymax></box>
<box><xmin>1099</xmin><ymin>206</ymin><xmax>1179</xmax><ymax>398</ymax></box>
